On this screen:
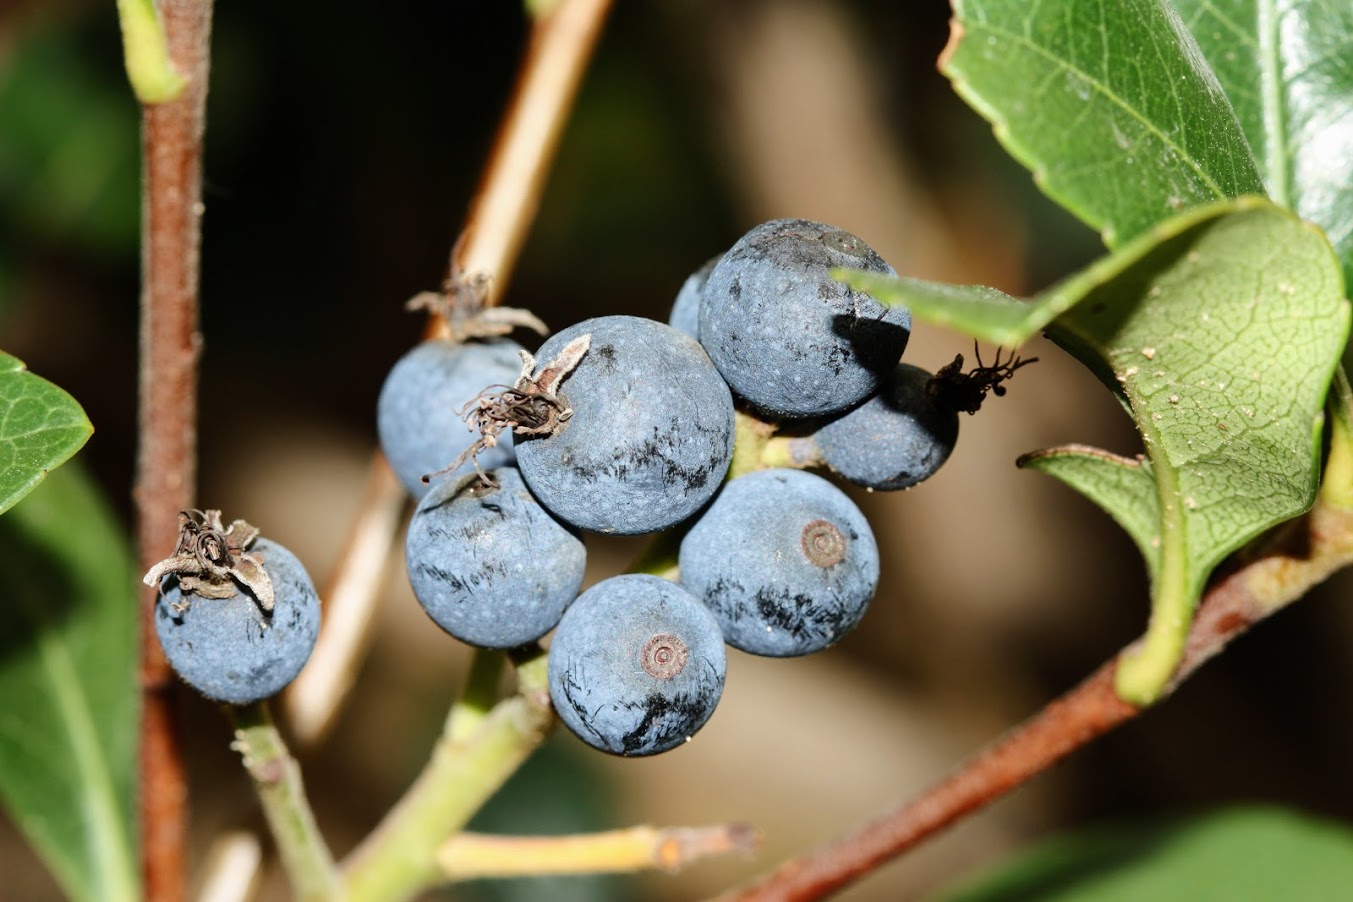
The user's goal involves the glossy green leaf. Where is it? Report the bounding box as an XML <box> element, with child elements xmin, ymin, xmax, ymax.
<box><xmin>843</xmin><ymin>197</ymin><xmax>1349</xmax><ymax>702</ymax></box>
<box><xmin>1018</xmin><ymin>447</ymin><xmax>1161</xmax><ymax>579</ymax></box>
<box><xmin>0</xmin><ymin>464</ymin><xmax>140</xmax><ymax>902</ymax></box>
<box><xmin>944</xmin><ymin>806</ymin><xmax>1353</xmax><ymax>901</ymax></box>
<box><xmin>0</xmin><ymin>351</ymin><xmax>93</xmax><ymax>516</ymax></box>
<box><xmin>943</xmin><ymin>0</ymin><xmax>1266</xmax><ymax>247</ymax></box>
<box><xmin>1171</xmin><ymin>0</ymin><xmax>1353</xmax><ymax>286</ymax></box>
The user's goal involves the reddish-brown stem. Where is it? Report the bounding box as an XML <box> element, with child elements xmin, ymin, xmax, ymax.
<box><xmin>716</xmin><ymin>501</ymin><xmax>1353</xmax><ymax>902</ymax></box>
<box><xmin>132</xmin><ymin>2</ymin><xmax>214</xmax><ymax>900</ymax></box>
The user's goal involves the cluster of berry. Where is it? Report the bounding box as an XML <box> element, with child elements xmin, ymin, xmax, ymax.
<box><xmin>146</xmin><ymin>219</ymin><xmax>1021</xmax><ymax>751</ymax></box>
<box><xmin>383</xmin><ymin>218</ymin><xmax>990</xmax><ymax>756</ymax></box>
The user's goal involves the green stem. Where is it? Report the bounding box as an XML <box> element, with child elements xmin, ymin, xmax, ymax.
<box><xmin>340</xmin><ymin>648</ymin><xmax>555</xmax><ymax>902</ymax></box>
<box><xmin>447</xmin><ymin>649</ymin><xmax>505</xmax><ymax>743</ymax></box>
<box><xmin>115</xmin><ymin>0</ymin><xmax>188</xmax><ymax>103</ymax></box>
<box><xmin>227</xmin><ymin>702</ymin><xmax>339</xmax><ymax>902</ymax></box>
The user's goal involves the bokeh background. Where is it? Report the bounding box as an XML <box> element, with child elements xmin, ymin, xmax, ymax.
<box><xmin>4</xmin><ymin>1</ymin><xmax>1353</xmax><ymax>899</ymax></box>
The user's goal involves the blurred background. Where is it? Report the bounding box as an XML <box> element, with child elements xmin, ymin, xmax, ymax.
<box><xmin>3</xmin><ymin>0</ymin><xmax>1353</xmax><ymax>899</ymax></box>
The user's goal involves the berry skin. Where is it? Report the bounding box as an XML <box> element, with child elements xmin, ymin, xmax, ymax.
<box><xmin>814</xmin><ymin>363</ymin><xmax>959</xmax><ymax>490</ymax></box>
<box><xmin>155</xmin><ymin>539</ymin><xmax>320</xmax><ymax>705</ymax></box>
<box><xmin>699</xmin><ymin>218</ymin><xmax>911</xmax><ymax>418</ymax></box>
<box><xmin>515</xmin><ymin>316</ymin><xmax>735</xmax><ymax>535</ymax></box>
<box><xmin>668</xmin><ymin>255</ymin><xmax>720</xmax><ymax>339</ymax></box>
<box><xmin>548</xmin><ymin>574</ymin><xmax>726</xmax><ymax>756</ymax></box>
<box><xmin>679</xmin><ymin>469</ymin><xmax>879</xmax><ymax>657</ymax></box>
<box><xmin>405</xmin><ymin>466</ymin><xmax>585</xmax><ymax>648</ymax></box>
<box><xmin>377</xmin><ymin>338</ymin><xmax>525</xmax><ymax>498</ymax></box>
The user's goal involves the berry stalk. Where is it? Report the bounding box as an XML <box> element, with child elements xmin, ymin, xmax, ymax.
<box><xmin>227</xmin><ymin>703</ymin><xmax>338</xmax><ymax>902</ymax></box>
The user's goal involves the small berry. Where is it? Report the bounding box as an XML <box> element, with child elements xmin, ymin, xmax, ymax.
<box><xmin>679</xmin><ymin>469</ymin><xmax>879</xmax><ymax>656</ymax></box>
<box><xmin>668</xmin><ymin>255</ymin><xmax>720</xmax><ymax>339</ymax></box>
<box><xmin>377</xmin><ymin>338</ymin><xmax>525</xmax><ymax>498</ymax></box>
<box><xmin>699</xmin><ymin>219</ymin><xmax>910</xmax><ymax>418</ymax></box>
<box><xmin>515</xmin><ymin>316</ymin><xmax>735</xmax><ymax>535</ymax></box>
<box><xmin>405</xmin><ymin>466</ymin><xmax>585</xmax><ymax>648</ymax></box>
<box><xmin>153</xmin><ymin>538</ymin><xmax>320</xmax><ymax>705</ymax></box>
<box><xmin>814</xmin><ymin>363</ymin><xmax>960</xmax><ymax>490</ymax></box>
<box><xmin>548</xmin><ymin>574</ymin><xmax>726</xmax><ymax>756</ymax></box>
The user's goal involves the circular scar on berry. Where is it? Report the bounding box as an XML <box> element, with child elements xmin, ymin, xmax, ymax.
<box><xmin>641</xmin><ymin>633</ymin><xmax>690</xmax><ymax>680</ymax></box>
<box><xmin>801</xmin><ymin>519</ymin><xmax>847</xmax><ymax>567</ymax></box>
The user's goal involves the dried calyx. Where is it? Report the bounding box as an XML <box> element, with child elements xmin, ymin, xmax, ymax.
<box><xmin>406</xmin><ymin>275</ymin><xmax>549</xmax><ymax>345</ymax></box>
<box><xmin>928</xmin><ymin>344</ymin><xmax>1037</xmax><ymax>415</ymax></box>
<box><xmin>423</xmin><ymin>333</ymin><xmax>592</xmax><ymax>486</ymax></box>
<box><xmin>143</xmin><ymin>510</ymin><xmax>274</xmax><ymax>615</ymax></box>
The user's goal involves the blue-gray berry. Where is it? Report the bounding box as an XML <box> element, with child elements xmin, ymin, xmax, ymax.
<box><xmin>679</xmin><ymin>469</ymin><xmax>879</xmax><ymax>656</ymax></box>
<box><xmin>405</xmin><ymin>466</ymin><xmax>585</xmax><ymax>648</ymax></box>
<box><xmin>668</xmin><ymin>255</ymin><xmax>720</xmax><ymax>340</ymax></box>
<box><xmin>515</xmin><ymin>316</ymin><xmax>735</xmax><ymax>535</ymax></box>
<box><xmin>548</xmin><ymin>574</ymin><xmax>726</xmax><ymax>756</ymax></box>
<box><xmin>377</xmin><ymin>338</ymin><xmax>524</xmax><ymax>498</ymax></box>
<box><xmin>814</xmin><ymin>363</ymin><xmax>958</xmax><ymax>490</ymax></box>
<box><xmin>155</xmin><ymin>539</ymin><xmax>320</xmax><ymax>705</ymax></box>
<box><xmin>699</xmin><ymin>218</ymin><xmax>910</xmax><ymax>418</ymax></box>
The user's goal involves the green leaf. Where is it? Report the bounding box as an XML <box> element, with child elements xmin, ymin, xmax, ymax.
<box><xmin>1170</xmin><ymin>0</ymin><xmax>1353</xmax><ymax>293</ymax></box>
<box><xmin>0</xmin><ymin>351</ymin><xmax>93</xmax><ymax>516</ymax></box>
<box><xmin>1018</xmin><ymin>447</ymin><xmax>1161</xmax><ymax>579</ymax></box>
<box><xmin>943</xmin><ymin>806</ymin><xmax>1353</xmax><ymax>901</ymax></box>
<box><xmin>942</xmin><ymin>0</ymin><xmax>1266</xmax><ymax>247</ymax></box>
<box><xmin>0</xmin><ymin>464</ymin><xmax>140</xmax><ymax>902</ymax></box>
<box><xmin>843</xmin><ymin>197</ymin><xmax>1350</xmax><ymax>702</ymax></box>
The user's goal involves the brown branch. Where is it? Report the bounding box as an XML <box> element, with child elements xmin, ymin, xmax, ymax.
<box><xmin>714</xmin><ymin>499</ymin><xmax>1353</xmax><ymax>902</ymax></box>
<box><xmin>283</xmin><ymin>0</ymin><xmax>615</xmax><ymax>748</ymax></box>
<box><xmin>132</xmin><ymin>2</ymin><xmax>214</xmax><ymax>900</ymax></box>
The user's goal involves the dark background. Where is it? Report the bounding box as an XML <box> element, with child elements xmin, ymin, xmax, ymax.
<box><xmin>3</xmin><ymin>1</ymin><xmax>1352</xmax><ymax>899</ymax></box>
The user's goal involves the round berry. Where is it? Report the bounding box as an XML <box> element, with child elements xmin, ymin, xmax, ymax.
<box><xmin>515</xmin><ymin>316</ymin><xmax>735</xmax><ymax>535</ymax></box>
<box><xmin>699</xmin><ymin>218</ymin><xmax>910</xmax><ymax>418</ymax></box>
<box><xmin>548</xmin><ymin>574</ymin><xmax>726</xmax><ymax>756</ymax></box>
<box><xmin>155</xmin><ymin>539</ymin><xmax>320</xmax><ymax>705</ymax></box>
<box><xmin>377</xmin><ymin>338</ymin><xmax>525</xmax><ymax>498</ymax></box>
<box><xmin>679</xmin><ymin>469</ymin><xmax>879</xmax><ymax>656</ymax></box>
<box><xmin>668</xmin><ymin>255</ymin><xmax>720</xmax><ymax>340</ymax></box>
<box><xmin>814</xmin><ymin>363</ymin><xmax>959</xmax><ymax>490</ymax></box>
<box><xmin>405</xmin><ymin>467</ymin><xmax>585</xmax><ymax>648</ymax></box>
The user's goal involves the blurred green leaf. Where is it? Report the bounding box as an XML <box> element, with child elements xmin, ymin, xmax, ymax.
<box><xmin>942</xmin><ymin>0</ymin><xmax>1265</xmax><ymax>247</ymax></box>
<box><xmin>0</xmin><ymin>26</ymin><xmax>140</xmax><ymax>254</ymax></box>
<box><xmin>0</xmin><ymin>464</ymin><xmax>140</xmax><ymax>902</ymax></box>
<box><xmin>944</xmin><ymin>806</ymin><xmax>1353</xmax><ymax>901</ymax></box>
<box><xmin>1170</xmin><ymin>0</ymin><xmax>1353</xmax><ymax>290</ymax></box>
<box><xmin>844</xmin><ymin>197</ymin><xmax>1349</xmax><ymax>701</ymax></box>
<box><xmin>0</xmin><ymin>351</ymin><xmax>93</xmax><ymax>516</ymax></box>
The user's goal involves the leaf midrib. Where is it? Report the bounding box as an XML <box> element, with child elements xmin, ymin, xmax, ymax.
<box><xmin>1257</xmin><ymin>0</ymin><xmax>1292</xmax><ymax>207</ymax></box>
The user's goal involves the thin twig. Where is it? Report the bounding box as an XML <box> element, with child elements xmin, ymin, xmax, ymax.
<box><xmin>281</xmin><ymin>455</ymin><xmax>405</xmax><ymax>749</ymax></box>
<box><xmin>340</xmin><ymin>648</ymin><xmax>556</xmax><ymax>902</ymax></box>
<box><xmin>713</xmin><ymin>494</ymin><xmax>1353</xmax><ymax>902</ymax></box>
<box><xmin>194</xmin><ymin>831</ymin><xmax>262</xmax><ymax>902</ymax></box>
<box><xmin>437</xmin><ymin>823</ymin><xmax>761</xmax><ymax>881</ymax></box>
<box><xmin>132</xmin><ymin>1</ymin><xmax>214</xmax><ymax>899</ymax></box>
<box><xmin>449</xmin><ymin>0</ymin><xmax>614</xmax><ymax>311</ymax></box>
<box><xmin>227</xmin><ymin>703</ymin><xmax>339</xmax><ymax>902</ymax></box>
<box><xmin>284</xmin><ymin>0</ymin><xmax>615</xmax><ymax>748</ymax></box>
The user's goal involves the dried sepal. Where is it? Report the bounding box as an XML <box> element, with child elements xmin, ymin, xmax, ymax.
<box><xmin>143</xmin><ymin>509</ymin><xmax>275</xmax><ymax>616</ymax></box>
<box><xmin>421</xmin><ymin>334</ymin><xmax>592</xmax><ymax>487</ymax></box>
<box><xmin>405</xmin><ymin>261</ymin><xmax>549</xmax><ymax>344</ymax></box>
